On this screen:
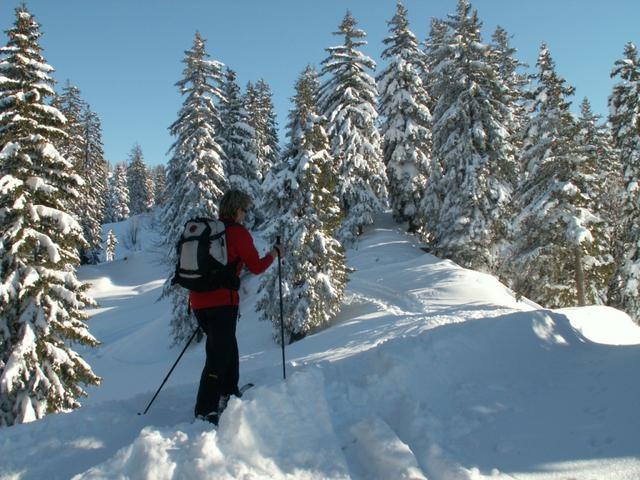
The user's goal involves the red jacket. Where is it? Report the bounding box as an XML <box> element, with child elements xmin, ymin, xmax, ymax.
<box><xmin>189</xmin><ymin>219</ymin><xmax>274</xmax><ymax>309</ymax></box>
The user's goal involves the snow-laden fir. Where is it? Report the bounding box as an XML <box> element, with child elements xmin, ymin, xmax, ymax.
<box><xmin>126</xmin><ymin>144</ymin><xmax>155</xmax><ymax>217</ymax></box>
<box><xmin>422</xmin><ymin>0</ymin><xmax>518</xmax><ymax>273</ymax></box>
<box><xmin>160</xmin><ymin>32</ymin><xmax>227</xmax><ymax>345</ymax></box>
<box><xmin>258</xmin><ymin>65</ymin><xmax>346</xmax><ymax>342</ymax></box>
<box><xmin>376</xmin><ymin>2</ymin><xmax>431</xmax><ymax>234</ymax></box>
<box><xmin>0</xmin><ymin>212</ymin><xmax>638</xmax><ymax>479</ymax></box>
<box><xmin>53</xmin><ymin>80</ymin><xmax>109</xmax><ymax>266</ymax></box>
<box><xmin>0</xmin><ymin>7</ymin><xmax>100</xmax><ymax>426</ymax></box>
<box><xmin>319</xmin><ymin>11</ymin><xmax>388</xmax><ymax>245</ymax></box>
<box><xmin>245</xmin><ymin>79</ymin><xmax>281</xmax><ymax>186</ymax></box>
<box><xmin>507</xmin><ymin>45</ymin><xmax>614</xmax><ymax>309</ymax></box>
<box><xmin>608</xmin><ymin>41</ymin><xmax>640</xmax><ymax>324</ymax></box>
<box><xmin>219</xmin><ymin>67</ymin><xmax>260</xmax><ymax>212</ymax></box>
<box><xmin>105</xmin><ymin>163</ymin><xmax>130</xmax><ymax>223</ymax></box>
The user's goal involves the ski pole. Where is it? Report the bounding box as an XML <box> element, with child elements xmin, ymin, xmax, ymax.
<box><xmin>276</xmin><ymin>235</ymin><xmax>286</xmax><ymax>380</ymax></box>
<box><xmin>138</xmin><ymin>326</ymin><xmax>199</xmax><ymax>415</ymax></box>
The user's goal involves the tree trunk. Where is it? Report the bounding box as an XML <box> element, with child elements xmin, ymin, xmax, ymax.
<box><xmin>575</xmin><ymin>248</ymin><xmax>586</xmax><ymax>306</ymax></box>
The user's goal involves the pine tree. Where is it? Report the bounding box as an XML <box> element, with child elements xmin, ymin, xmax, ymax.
<box><xmin>519</xmin><ymin>46</ymin><xmax>571</xmax><ymax>177</ymax></box>
<box><xmin>79</xmin><ymin>105</ymin><xmax>108</xmax><ymax>264</ymax></box>
<box><xmin>0</xmin><ymin>6</ymin><xmax>99</xmax><ymax>426</ymax></box>
<box><xmin>53</xmin><ymin>82</ymin><xmax>108</xmax><ymax>264</ymax></box>
<box><xmin>377</xmin><ymin>2</ymin><xmax>431</xmax><ymax>233</ymax></box>
<box><xmin>243</xmin><ymin>82</ymin><xmax>262</xmax><ymax>179</ymax></box>
<box><xmin>421</xmin><ymin>0</ymin><xmax>518</xmax><ymax>271</ymax></box>
<box><xmin>319</xmin><ymin>11</ymin><xmax>387</xmax><ymax>244</ymax></box>
<box><xmin>104</xmin><ymin>229</ymin><xmax>118</xmax><ymax>262</ymax></box>
<box><xmin>220</xmin><ymin>70</ymin><xmax>260</xmax><ymax>220</ymax></box>
<box><xmin>488</xmin><ymin>25</ymin><xmax>528</xmax><ymax>269</ymax></box>
<box><xmin>419</xmin><ymin>18</ymin><xmax>449</xmax><ymax>240</ymax></box>
<box><xmin>422</xmin><ymin>18</ymin><xmax>449</xmax><ymax>116</ymax></box>
<box><xmin>245</xmin><ymin>79</ymin><xmax>280</xmax><ymax>181</ymax></box>
<box><xmin>126</xmin><ymin>144</ymin><xmax>153</xmax><ymax>215</ymax></box>
<box><xmin>161</xmin><ymin>32</ymin><xmax>227</xmax><ymax>344</ymax></box>
<box><xmin>220</xmin><ymin>69</ymin><xmax>248</xmax><ymax>168</ymax></box>
<box><xmin>151</xmin><ymin>164</ymin><xmax>167</xmax><ymax>207</ymax></box>
<box><xmin>576</xmin><ymin>98</ymin><xmax>621</xmax><ymax>256</ymax></box>
<box><xmin>490</xmin><ymin>26</ymin><xmax>528</xmax><ymax>153</ymax></box>
<box><xmin>251</xmin><ymin>79</ymin><xmax>280</xmax><ymax>227</ymax></box>
<box><xmin>508</xmin><ymin>45</ymin><xmax>612</xmax><ymax>307</ymax></box>
<box><xmin>608</xmin><ymin>42</ymin><xmax>640</xmax><ymax>321</ymax></box>
<box><xmin>258</xmin><ymin>66</ymin><xmax>346</xmax><ymax>341</ymax></box>
<box><xmin>573</xmin><ymin>99</ymin><xmax>615</xmax><ymax>302</ymax></box>
<box><xmin>52</xmin><ymin>81</ymin><xmax>87</xmax><ymax>184</ymax></box>
<box><xmin>105</xmin><ymin>162</ymin><xmax>130</xmax><ymax>222</ymax></box>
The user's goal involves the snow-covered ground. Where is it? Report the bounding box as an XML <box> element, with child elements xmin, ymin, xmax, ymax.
<box><xmin>1</xmin><ymin>213</ymin><xmax>639</xmax><ymax>480</ymax></box>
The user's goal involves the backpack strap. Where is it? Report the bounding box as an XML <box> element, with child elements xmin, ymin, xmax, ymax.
<box><xmin>220</xmin><ymin>219</ymin><xmax>240</xmax><ymax>262</ymax></box>
<box><xmin>219</xmin><ymin>220</ymin><xmax>241</xmax><ymax>296</ymax></box>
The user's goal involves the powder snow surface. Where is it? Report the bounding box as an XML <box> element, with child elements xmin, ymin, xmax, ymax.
<box><xmin>1</xmin><ymin>212</ymin><xmax>639</xmax><ymax>479</ymax></box>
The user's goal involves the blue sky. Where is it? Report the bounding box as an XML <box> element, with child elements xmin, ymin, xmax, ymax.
<box><xmin>3</xmin><ymin>0</ymin><xmax>638</xmax><ymax>167</ymax></box>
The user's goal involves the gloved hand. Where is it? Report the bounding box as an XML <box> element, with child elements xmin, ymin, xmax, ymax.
<box><xmin>271</xmin><ymin>243</ymin><xmax>284</xmax><ymax>258</ymax></box>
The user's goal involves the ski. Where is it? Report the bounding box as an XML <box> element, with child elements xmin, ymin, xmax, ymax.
<box><xmin>237</xmin><ymin>382</ymin><xmax>254</xmax><ymax>397</ymax></box>
<box><xmin>218</xmin><ymin>382</ymin><xmax>254</xmax><ymax>418</ymax></box>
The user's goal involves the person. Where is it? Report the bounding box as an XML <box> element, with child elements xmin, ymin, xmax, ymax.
<box><xmin>191</xmin><ymin>189</ymin><xmax>281</xmax><ymax>425</ymax></box>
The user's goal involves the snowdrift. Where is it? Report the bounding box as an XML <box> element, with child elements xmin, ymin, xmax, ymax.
<box><xmin>1</xmin><ymin>213</ymin><xmax>639</xmax><ymax>480</ymax></box>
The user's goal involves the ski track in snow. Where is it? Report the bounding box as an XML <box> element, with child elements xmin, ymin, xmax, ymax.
<box><xmin>1</xmin><ymin>213</ymin><xmax>640</xmax><ymax>480</ymax></box>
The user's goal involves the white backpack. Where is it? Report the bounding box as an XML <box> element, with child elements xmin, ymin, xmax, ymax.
<box><xmin>171</xmin><ymin>218</ymin><xmax>239</xmax><ymax>292</ymax></box>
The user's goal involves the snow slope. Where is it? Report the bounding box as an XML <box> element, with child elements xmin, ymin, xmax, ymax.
<box><xmin>1</xmin><ymin>213</ymin><xmax>639</xmax><ymax>479</ymax></box>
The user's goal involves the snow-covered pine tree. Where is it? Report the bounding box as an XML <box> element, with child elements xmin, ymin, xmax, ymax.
<box><xmin>490</xmin><ymin>26</ymin><xmax>528</xmax><ymax>153</ymax></box>
<box><xmin>160</xmin><ymin>32</ymin><xmax>227</xmax><ymax>344</ymax></box>
<box><xmin>576</xmin><ymin>98</ymin><xmax>621</xmax><ymax>260</ymax></box>
<box><xmin>220</xmin><ymin>69</ymin><xmax>244</xmax><ymax>163</ymax></box>
<box><xmin>0</xmin><ymin>6</ymin><xmax>99</xmax><ymax>426</ymax></box>
<box><xmin>252</xmin><ymin>79</ymin><xmax>280</xmax><ymax>227</ymax></box>
<box><xmin>219</xmin><ymin>70</ymin><xmax>260</xmax><ymax>226</ymax></box>
<box><xmin>78</xmin><ymin>105</ymin><xmax>108</xmax><ymax>264</ymax></box>
<box><xmin>419</xmin><ymin>18</ymin><xmax>450</xmax><ymax>239</ymax></box>
<box><xmin>126</xmin><ymin>144</ymin><xmax>154</xmax><ymax>215</ymax></box>
<box><xmin>377</xmin><ymin>2</ymin><xmax>431</xmax><ymax>233</ymax></box>
<box><xmin>319</xmin><ymin>11</ymin><xmax>388</xmax><ymax>244</ymax></box>
<box><xmin>608</xmin><ymin>42</ymin><xmax>640</xmax><ymax>321</ymax></box>
<box><xmin>52</xmin><ymin>81</ymin><xmax>87</xmax><ymax>188</ymax></box>
<box><xmin>245</xmin><ymin>79</ymin><xmax>280</xmax><ymax>181</ymax></box>
<box><xmin>508</xmin><ymin>45</ymin><xmax>612</xmax><ymax>308</ymax></box>
<box><xmin>104</xmin><ymin>229</ymin><xmax>118</xmax><ymax>262</ymax></box>
<box><xmin>151</xmin><ymin>164</ymin><xmax>166</xmax><ymax>207</ymax></box>
<box><xmin>257</xmin><ymin>65</ymin><xmax>346</xmax><ymax>342</ymax></box>
<box><xmin>572</xmin><ymin>98</ymin><xmax>616</xmax><ymax>302</ymax></box>
<box><xmin>105</xmin><ymin>162</ymin><xmax>130</xmax><ymax>222</ymax></box>
<box><xmin>421</xmin><ymin>0</ymin><xmax>518</xmax><ymax>271</ymax></box>
<box><xmin>52</xmin><ymin>82</ymin><xmax>108</xmax><ymax>264</ymax></box>
<box><xmin>518</xmin><ymin>45</ymin><xmax>576</xmax><ymax>180</ymax></box>
<box><xmin>488</xmin><ymin>25</ymin><xmax>529</xmax><ymax>267</ymax></box>
<box><xmin>221</xmin><ymin>71</ymin><xmax>258</xmax><ymax>186</ymax></box>
<box><xmin>243</xmin><ymin>82</ymin><xmax>262</xmax><ymax>177</ymax></box>
<box><xmin>422</xmin><ymin>18</ymin><xmax>449</xmax><ymax>116</ymax></box>
<box><xmin>102</xmin><ymin>165</ymin><xmax>113</xmax><ymax>222</ymax></box>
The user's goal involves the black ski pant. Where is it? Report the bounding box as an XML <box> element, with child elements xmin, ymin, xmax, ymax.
<box><xmin>193</xmin><ymin>305</ymin><xmax>239</xmax><ymax>417</ymax></box>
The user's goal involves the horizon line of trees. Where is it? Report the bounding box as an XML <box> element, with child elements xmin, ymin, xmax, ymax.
<box><xmin>1</xmin><ymin>0</ymin><xmax>639</xmax><ymax>427</ymax></box>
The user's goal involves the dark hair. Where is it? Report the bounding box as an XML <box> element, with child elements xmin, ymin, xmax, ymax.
<box><xmin>219</xmin><ymin>189</ymin><xmax>252</xmax><ymax>218</ymax></box>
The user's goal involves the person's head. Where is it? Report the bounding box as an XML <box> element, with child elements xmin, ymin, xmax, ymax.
<box><xmin>219</xmin><ymin>189</ymin><xmax>253</xmax><ymax>221</ymax></box>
